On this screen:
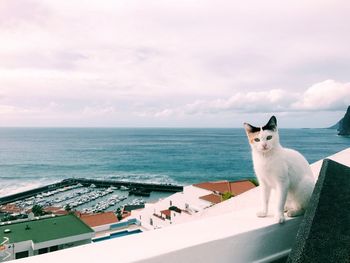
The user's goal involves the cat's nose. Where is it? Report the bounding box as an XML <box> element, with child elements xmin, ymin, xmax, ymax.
<box><xmin>262</xmin><ymin>143</ymin><xmax>268</xmax><ymax>149</ymax></box>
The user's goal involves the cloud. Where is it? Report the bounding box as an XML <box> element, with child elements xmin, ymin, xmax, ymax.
<box><xmin>292</xmin><ymin>80</ymin><xmax>350</xmax><ymax>111</ymax></box>
<box><xmin>0</xmin><ymin>101</ymin><xmax>62</xmax><ymax>116</ymax></box>
<box><xmin>149</xmin><ymin>80</ymin><xmax>350</xmax><ymax>117</ymax></box>
<box><xmin>0</xmin><ymin>104</ymin><xmax>35</xmax><ymax>115</ymax></box>
<box><xmin>82</xmin><ymin>106</ymin><xmax>118</xmax><ymax>116</ymax></box>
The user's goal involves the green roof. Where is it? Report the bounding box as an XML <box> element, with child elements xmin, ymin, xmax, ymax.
<box><xmin>0</xmin><ymin>214</ymin><xmax>93</xmax><ymax>244</ymax></box>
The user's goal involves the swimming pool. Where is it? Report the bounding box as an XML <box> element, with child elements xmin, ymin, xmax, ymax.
<box><xmin>93</xmin><ymin>229</ymin><xmax>142</xmax><ymax>242</ymax></box>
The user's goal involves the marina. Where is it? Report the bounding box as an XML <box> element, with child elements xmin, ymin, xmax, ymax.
<box><xmin>0</xmin><ymin>179</ymin><xmax>183</xmax><ymax>217</ymax></box>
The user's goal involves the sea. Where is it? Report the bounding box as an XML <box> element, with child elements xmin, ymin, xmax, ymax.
<box><xmin>0</xmin><ymin>128</ymin><xmax>348</xmax><ymax>197</ymax></box>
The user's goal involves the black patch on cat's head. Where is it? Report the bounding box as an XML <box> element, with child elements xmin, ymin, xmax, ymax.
<box><xmin>262</xmin><ymin>116</ymin><xmax>277</xmax><ymax>131</ymax></box>
<box><xmin>244</xmin><ymin>123</ymin><xmax>261</xmax><ymax>133</ymax></box>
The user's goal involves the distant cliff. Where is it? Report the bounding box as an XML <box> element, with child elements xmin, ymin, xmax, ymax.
<box><xmin>330</xmin><ymin>106</ymin><xmax>350</xmax><ymax>136</ymax></box>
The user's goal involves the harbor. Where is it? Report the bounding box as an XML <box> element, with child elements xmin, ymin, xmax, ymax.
<box><xmin>0</xmin><ymin>179</ymin><xmax>183</xmax><ymax>217</ymax></box>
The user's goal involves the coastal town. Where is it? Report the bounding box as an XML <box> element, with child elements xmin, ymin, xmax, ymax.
<box><xmin>1</xmin><ymin>107</ymin><xmax>349</xmax><ymax>262</ymax></box>
<box><xmin>0</xmin><ymin>179</ymin><xmax>256</xmax><ymax>261</ymax></box>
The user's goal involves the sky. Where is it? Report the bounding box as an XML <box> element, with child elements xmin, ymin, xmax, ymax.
<box><xmin>0</xmin><ymin>0</ymin><xmax>349</xmax><ymax>128</ymax></box>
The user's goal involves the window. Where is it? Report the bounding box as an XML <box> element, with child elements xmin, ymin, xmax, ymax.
<box><xmin>49</xmin><ymin>245</ymin><xmax>58</xmax><ymax>252</ymax></box>
<box><xmin>38</xmin><ymin>247</ymin><xmax>48</xmax><ymax>254</ymax></box>
<box><xmin>15</xmin><ymin>251</ymin><xmax>29</xmax><ymax>259</ymax></box>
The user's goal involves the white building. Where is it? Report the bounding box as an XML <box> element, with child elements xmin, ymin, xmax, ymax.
<box><xmin>130</xmin><ymin>180</ymin><xmax>256</xmax><ymax>230</ymax></box>
<box><xmin>130</xmin><ymin>185</ymin><xmax>212</xmax><ymax>230</ymax></box>
<box><xmin>0</xmin><ymin>214</ymin><xmax>93</xmax><ymax>261</ymax></box>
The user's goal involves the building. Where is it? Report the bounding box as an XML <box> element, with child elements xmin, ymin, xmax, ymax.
<box><xmin>75</xmin><ymin>211</ymin><xmax>143</xmax><ymax>241</ymax></box>
<box><xmin>0</xmin><ymin>214</ymin><xmax>93</xmax><ymax>261</ymax></box>
<box><xmin>43</xmin><ymin>206</ymin><xmax>68</xmax><ymax>215</ymax></box>
<box><xmin>130</xmin><ymin>180</ymin><xmax>256</xmax><ymax>230</ymax></box>
<box><xmin>0</xmin><ymin>204</ymin><xmax>22</xmax><ymax>214</ymax></box>
<box><xmin>198</xmin><ymin>193</ymin><xmax>222</xmax><ymax>204</ymax></box>
<box><xmin>77</xmin><ymin>211</ymin><xmax>119</xmax><ymax>233</ymax></box>
<box><xmin>194</xmin><ymin>179</ymin><xmax>256</xmax><ymax>203</ymax></box>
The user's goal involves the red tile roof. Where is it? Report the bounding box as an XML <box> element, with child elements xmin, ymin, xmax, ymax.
<box><xmin>53</xmin><ymin>210</ymin><xmax>69</xmax><ymax>215</ymax></box>
<box><xmin>199</xmin><ymin>193</ymin><xmax>222</xmax><ymax>204</ymax></box>
<box><xmin>0</xmin><ymin>204</ymin><xmax>21</xmax><ymax>213</ymax></box>
<box><xmin>43</xmin><ymin>206</ymin><xmax>68</xmax><ymax>215</ymax></box>
<box><xmin>229</xmin><ymin>180</ymin><xmax>256</xmax><ymax>195</ymax></box>
<box><xmin>194</xmin><ymin>180</ymin><xmax>256</xmax><ymax>196</ymax></box>
<box><xmin>194</xmin><ymin>181</ymin><xmax>230</xmax><ymax>193</ymax></box>
<box><xmin>160</xmin><ymin>209</ymin><xmax>171</xmax><ymax>217</ymax></box>
<box><xmin>78</xmin><ymin>211</ymin><xmax>118</xmax><ymax>227</ymax></box>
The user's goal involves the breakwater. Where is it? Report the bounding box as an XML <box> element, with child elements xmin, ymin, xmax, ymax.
<box><xmin>0</xmin><ymin>178</ymin><xmax>183</xmax><ymax>206</ymax></box>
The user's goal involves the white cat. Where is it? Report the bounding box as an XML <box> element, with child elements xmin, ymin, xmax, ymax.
<box><xmin>244</xmin><ymin>116</ymin><xmax>315</xmax><ymax>224</ymax></box>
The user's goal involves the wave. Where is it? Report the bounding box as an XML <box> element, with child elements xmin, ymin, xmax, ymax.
<box><xmin>0</xmin><ymin>176</ymin><xmax>49</xmax><ymax>180</ymax></box>
<box><xmin>106</xmin><ymin>172</ymin><xmax>181</xmax><ymax>185</ymax></box>
<box><xmin>0</xmin><ymin>178</ymin><xmax>58</xmax><ymax>198</ymax></box>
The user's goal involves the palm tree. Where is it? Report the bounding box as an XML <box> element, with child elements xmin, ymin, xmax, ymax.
<box><xmin>116</xmin><ymin>208</ymin><xmax>122</xmax><ymax>221</ymax></box>
<box><xmin>64</xmin><ymin>204</ymin><xmax>72</xmax><ymax>212</ymax></box>
<box><xmin>32</xmin><ymin>205</ymin><xmax>44</xmax><ymax>216</ymax></box>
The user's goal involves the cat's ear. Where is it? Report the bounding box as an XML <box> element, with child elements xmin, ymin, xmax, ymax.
<box><xmin>263</xmin><ymin>116</ymin><xmax>277</xmax><ymax>131</ymax></box>
<box><xmin>244</xmin><ymin>123</ymin><xmax>260</xmax><ymax>133</ymax></box>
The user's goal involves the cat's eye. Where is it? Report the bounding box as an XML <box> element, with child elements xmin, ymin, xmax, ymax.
<box><xmin>254</xmin><ymin>138</ymin><xmax>260</xmax><ymax>142</ymax></box>
<box><xmin>266</xmin><ymin>135</ymin><xmax>273</xmax><ymax>140</ymax></box>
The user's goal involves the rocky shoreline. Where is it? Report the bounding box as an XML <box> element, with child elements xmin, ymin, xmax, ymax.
<box><xmin>329</xmin><ymin>106</ymin><xmax>350</xmax><ymax>136</ymax></box>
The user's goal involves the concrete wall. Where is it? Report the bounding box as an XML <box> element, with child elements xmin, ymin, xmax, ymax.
<box><xmin>0</xmin><ymin>240</ymin><xmax>33</xmax><ymax>261</ymax></box>
<box><xmin>139</xmin><ymin>219</ymin><xmax>302</xmax><ymax>263</ymax></box>
<box><xmin>1</xmin><ymin>234</ymin><xmax>93</xmax><ymax>262</ymax></box>
<box><xmin>32</xmin><ymin>233</ymin><xmax>93</xmax><ymax>250</ymax></box>
<box><xmin>287</xmin><ymin>159</ymin><xmax>350</xmax><ymax>263</ymax></box>
<box><xmin>92</xmin><ymin>224</ymin><xmax>111</xmax><ymax>233</ymax></box>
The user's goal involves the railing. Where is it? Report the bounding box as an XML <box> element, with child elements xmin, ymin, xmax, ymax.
<box><xmin>110</xmin><ymin>218</ymin><xmax>140</xmax><ymax>230</ymax></box>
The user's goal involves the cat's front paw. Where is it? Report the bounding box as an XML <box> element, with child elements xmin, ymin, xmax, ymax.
<box><xmin>274</xmin><ymin>214</ymin><xmax>285</xmax><ymax>224</ymax></box>
<box><xmin>256</xmin><ymin>210</ymin><xmax>268</xmax><ymax>218</ymax></box>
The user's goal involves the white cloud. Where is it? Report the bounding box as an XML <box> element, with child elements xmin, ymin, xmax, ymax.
<box><xmin>82</xmin><ymin>106</ymin><xmax>118</xmax><ymax>116</ymax></box>
<box><xmin>292</xmin><ymin>80</ymin><xmax>350</xmax><ymax>111</ymax></box>
<box><xmin>0</xmin><ymin>104</ymin><xmax>34</xmax><ymax>115</ymax></box>
<box><xmin>154</xmin><ymin>109</ymin><xmax>176</xmax><ymax>118</ymax></box>
<box><xmin>149</xmin><ymin>80</ymin><xmax>350</xmax><ymax>117</ymax></box>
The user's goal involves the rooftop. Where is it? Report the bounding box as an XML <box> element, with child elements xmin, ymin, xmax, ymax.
<box><xmin>160</xmin><ymin>210</ymin><xmax>172</xmax><ymax>217</ymax></box>
<box><xmin>0</xmin><ymin>214</ymin><xmax>93</xmax><ymax>244</ymax></box>
<box><xmin>123</xmin><ymin>204</ymin><xmax>146</xmax><ymax>212</ymax></box>
<box><xmin>43</xmin><ymin>206</ymin><xmax>68</xmax><ymax>215</ymax></box>
<box><xmin>194</xmin><ymin>180</ymin><xmax>256</xmax><ymax>195</ymax></box>
<box><xmin>78</xmin><ymin>212</ymin><xmax>118</xmax><ymax>228</ymax></box>
<box><xmin>0</xmin><ymin>204</ymin><xmax>21</xmax><ymax>213</ymax></box>
<box><xmin>199</xmin><ymin>193</ymin><xmax>222</xmax><ymax>204</ymax></box>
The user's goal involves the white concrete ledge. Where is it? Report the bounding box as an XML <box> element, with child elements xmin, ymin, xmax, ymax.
<box><xmin>17</xmin><ymin>207</ymin><xmax>301</xmax><ymax>263</ymax></box>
